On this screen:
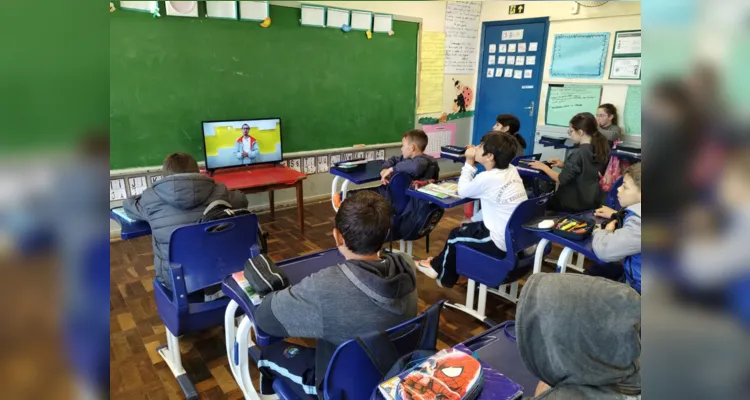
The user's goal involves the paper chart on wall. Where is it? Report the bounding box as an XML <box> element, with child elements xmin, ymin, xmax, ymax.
<box><xmin>417</xmin><ymin>32</ymin><xmax>446</xmax><ymax>114</ymax></box>
<box><xmin>444</xmin><ymin>1</ymin><xmax>482</xmax><ymax>74</ymax></box>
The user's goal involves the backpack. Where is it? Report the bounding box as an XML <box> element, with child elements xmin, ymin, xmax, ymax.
<box><xmin>353</xmin><ymin>302</ymin><xmax>445</xmax><ymax>400</ymax></box>
<box><xmin>198</xmin><ymin>200</ymin><xmax>269</xmax><ymax>254</ymax></box>
<box><xmin>385</xmin><ymin>177</ymin><xmax>444</xmax><ymax>242</ymax></box>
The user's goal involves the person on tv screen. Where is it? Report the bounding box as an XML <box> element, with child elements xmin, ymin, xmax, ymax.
<box><xmin>234</xmin><ymin>124</ymin><xmax>260</xmax><ymax>164</ymax></box>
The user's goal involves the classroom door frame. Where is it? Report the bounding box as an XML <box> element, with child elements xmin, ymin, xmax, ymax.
<box><xmin>473</xmin><ymin>17</ymin><xmax>550</xmax><ymax>146</ymax></box>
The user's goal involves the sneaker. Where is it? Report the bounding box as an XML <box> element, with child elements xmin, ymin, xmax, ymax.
<box><xmin>415</xmin><ymin>259</ymin><xmax>438</xmax><ymax>279</ymax></box>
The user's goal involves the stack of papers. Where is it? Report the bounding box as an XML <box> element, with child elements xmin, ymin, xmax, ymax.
<box><xmin>417</xmin><ymin>182</ymin><xmax>460</xmax><ymax>199</ymax></box>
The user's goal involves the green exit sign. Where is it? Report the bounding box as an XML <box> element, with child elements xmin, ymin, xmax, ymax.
<box><xmin>509</xmin><ymin>4</ymin><xmax>525</xmax><ymax>14</ymax></box>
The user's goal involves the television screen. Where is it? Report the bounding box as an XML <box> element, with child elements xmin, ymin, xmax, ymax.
<box><xmin>202</xmin><ymin>118</ymin><xmax>282</xmax><ymax>170</ymax></box>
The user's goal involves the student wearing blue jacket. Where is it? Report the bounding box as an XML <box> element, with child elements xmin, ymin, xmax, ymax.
<box><xmin>591</xmin><ymin>163</ymin><xmax>642</xmax><ymax>293</ymax></box>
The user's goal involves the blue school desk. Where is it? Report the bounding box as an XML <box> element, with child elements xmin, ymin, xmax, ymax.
<box><xmin>110</xmin><ymin>207</ymin><xmax>151</xmax><ymax>240</ymax></box>
<box><xmin>329</xmin><ymin>160</ymin><xmax>384</xmax><ymax>212</ymax></box>
<box><xmin>527</xmin><ymin>212</ymin><xmax>607</xmax><ymax>275</ymax></box>
<box><xmin>611</xmin><ymin>148</ymin><xmax>642</xmax><ymax>162</ymax></box>
<box><xmin>460</xmin><ymin>322</ymin><xmax>537</xmax><ymax>398</ymax></box>
<box><xmin>440</xmin><ymin>152</ymin><xmax>466</xmax><ymax>163</ymax></box>
<box><xmin>405</xmin><ymin>182</ymin><xmax>475</xmax><ymax>209</ymax></box>
<box><xmin>223</xmin><ymin>248</ymin><xmax>345</xmax><ymax>399</ymax></box>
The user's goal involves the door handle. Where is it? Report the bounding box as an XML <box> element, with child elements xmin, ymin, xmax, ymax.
<box><xmin>524</xmin><ymin>101</ymin><xmax>535</xmax><ymax>117</ymax></box>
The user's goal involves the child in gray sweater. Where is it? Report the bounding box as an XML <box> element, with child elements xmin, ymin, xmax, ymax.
<box><xmin>254</xmin><ymin>191</ymin><xmax>418</xmax><ymax>398</ymax></box>
<box><xmin>597</xmin><ymin>103</ymin><xmax>624</xmax><ymax>142</ymax></box>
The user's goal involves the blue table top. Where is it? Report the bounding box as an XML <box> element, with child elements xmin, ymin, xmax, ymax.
<box><xmin>440</xmin><ymin>152</ymin><xmax>466</xmax><ymax>164</ymax></box>
<box><xmin>406</xmin><ymin>185</ymin><xmax>474</xmax><ymax>209</ymax></box>
<box><xmin>461</xmin><ymin>322</ymin><xmax>537</xmax><ymax>397</ymax></box>
<box><xmin>539</xmin><ymin>136</ymin><xmax>574</xmax><ymax>149</ymax></box>
<box><xmin>222</xmin><ymin>248</ymin><xmax>345</xmax><ymax>345</ymax></box>
<box><xmin>110</xmin><ymin>207</ymin><xmax>152</xmax><ymax>240</ymax></box>
<box><xmin>329</xmin><ymin>160</ymin><xmax>384</xmax><ymax>185</ymax></box>
<box><xmin>525</xmin><ymin>211</ymin><xmax>607</xmax><ymax>265</ymax></box>
<box><xmin>611</xmin><ymin>149</ymin><xmax>641</xmax><ymax>162</ymax></box>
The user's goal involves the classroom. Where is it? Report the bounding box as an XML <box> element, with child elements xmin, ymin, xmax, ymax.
<box><xmin>110</xmin><ymin>1</ymin><xmax>642</xmax><ymax>399</ymax></box>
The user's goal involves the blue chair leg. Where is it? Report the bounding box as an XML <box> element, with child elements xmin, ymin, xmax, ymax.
<box><xmin>425</xmin><ymin>233</ymin><xmax>430</xmax><ymax>253</ymax></box>
<box><xmin>157</xmin><ymin>330</ymin><xmax>198</xmax><ymax>400</ymax></box>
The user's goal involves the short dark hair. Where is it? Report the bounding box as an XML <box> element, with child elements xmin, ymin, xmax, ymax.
<box><xmin>403</xmin><ymin>129</ymin><xmax>428</xmax><ymax>152</ymax></box>
<box><xmin>242</xmin><ymin>123</ymin><xmax>250</xmax><ymax>129</ymax></box>
<box><xmin>496</xmin><ymin>114</ymin><xmax>520</xmax><ymax>134</ymax></box>
<box><xmin>334</xmin><ymin>191</ymin><xmax>393</xmax><ymax>255</ymax></box>
<box><xmin>162</xmin><ymin>153</ymin><xmax>199</xmax><ymax>175</ymax></box>
<box><xmin>480</xmin><ymin>131</ymin><xmax>517</xmax><ymax>169</ymax></box>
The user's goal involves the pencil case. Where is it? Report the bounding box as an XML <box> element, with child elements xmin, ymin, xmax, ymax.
<box><xmin>551</xmin><ymin>216</ymin><xmax>595</xmax><ymax>241</ymax></box>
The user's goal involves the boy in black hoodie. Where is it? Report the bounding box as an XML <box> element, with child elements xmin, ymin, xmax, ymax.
<box><xmin>255</xmin><ymin>191</ymin><xmax>418</xmax><ymax>398</ymax></box>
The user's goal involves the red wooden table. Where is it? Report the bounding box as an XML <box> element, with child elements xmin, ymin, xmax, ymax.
<box><xmin>207</xmin><ymin>165</ymin><xmax>308</xmax><ymax>234</ymax></box>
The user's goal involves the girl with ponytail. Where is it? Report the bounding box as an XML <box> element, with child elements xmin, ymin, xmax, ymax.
<box><xmin>528</xmin><ymin>112</ymin><xmax>610</xmax><ymax>212</ymax></box>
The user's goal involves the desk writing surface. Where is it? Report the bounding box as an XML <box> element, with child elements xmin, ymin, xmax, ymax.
<box><xmin>528</xmin><ymin>229</ymin><xmax>605</xmax><ymax>264</ymax></box>
<box><xmin>110</xmin><ymin>207</ymin><xmax>152</xmax><ymax>239</ymax></box>
<box><xmin>461</xmin><ymin>323</ymin><xmax>537</xmax><ymax>397</ymax></box>
<box><xmin>440</xmin><ymin>152</ymin><xmax>466</xmax><ymax>164</ymax></box>
<box><xmin>209</xmin><ymin>166</ymin><xmax>306</xmax><ymax>191</ymax></box>
<box><xmin>329</xmin><ymin>161</ymin><xmax>384</xmax><ymax>185</ymax></box>
<box><xmin>406</xmin><ymin>187</ymin><xmax>473</xmax><ymax>209</ymax></box>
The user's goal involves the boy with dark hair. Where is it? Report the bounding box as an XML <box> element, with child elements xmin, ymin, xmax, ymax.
<box><xmin>255</xmin><ymin>191</ymin><xmax>418</xmax><ymax>397</ymax></box>
<box><xmin>123</xmin><ymin>152</ymin><xmax>248</xmax><ymax>290</ymax></box>
<box><xmin>494</xmin><ymin>113</ymin><xmax>526</xmax><ymax>156</ymax></box>
<box><xmin>416</xmin><ymin>132</ymin><xmax>527</xmax><ymax>287</ymax></box>
<box><xmin>380</xmin><ymin>129</ymin><xmax>439</xmax><ymax>184</ymax></box>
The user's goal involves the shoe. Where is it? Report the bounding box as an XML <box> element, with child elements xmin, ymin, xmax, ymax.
<box><xmin>415</xmin><ymin>259</ymin><xmax>438</xmax><ymax>279</ymax></box>
<box><xmin>333</xmin><ymin>193</ymin><xmax>342</xmax><ymax>209</ymax></box>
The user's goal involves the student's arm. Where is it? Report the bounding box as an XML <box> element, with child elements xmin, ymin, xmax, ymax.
<box><xmin>457</xmin><ymin>163</ymin><xmax>489</xmax><ymax>199</ymax></box>
<box><xmin>122</xmin><ymin>195</ymin><xmax>147</xmax><ymax>221</ymax></box>
<box><xmin>254</xmin><ymin>275</ymin><xmax>324</xmax><ymax>339</ymax></box>
<box><xmin>592</xmin><ymin>217</ymin><xmax>642</xmax><ymax>262</ymax></box>
<box><xmin>393</xmin><ymin>157</ymin><xmax>428</xmax><ymax>178</ymax></box>
<box><xmin>228</xmin><ymin>190</ymin><xmax>249</xmax><ymax>209</ymax></box>
<box><xmin>556</xmin><ymin>151</ymin><xmax>584</xmax><ymax>186</ymax></box>
<box><xmin>470</xmin><ymin>209</ymin><xmax>483</xmax><ymax>222</ymax></box>
<box><xmin>381</xmin><ymin>155</ymin><xmax>403</xmax><ymax>169</ymax></box>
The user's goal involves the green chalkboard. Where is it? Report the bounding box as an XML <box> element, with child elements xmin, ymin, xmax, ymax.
<box><xmin>110</xmin><ymin>5</ymin><xmax>418</xmax><ymax>169</ymax></box>
<box><xmin>544</xmin><ymin>85</ymin><xmax>602</xmax><ymax>127</ymax></box>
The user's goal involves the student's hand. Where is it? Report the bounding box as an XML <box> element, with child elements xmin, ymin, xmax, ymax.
<box><xmin>380</xmin><ymin>167</ymin><xmax>394</xmax><ymax>184</ymax></box>
<box><xmin>465</xmin><ymin>146</ymin><xmax>476</xmax><ymax>163</ymax></box>
<box><xmin>460</xmin><ymin>218</ymin><xmax>473</xmax><ymax>226</ymax></box>
<box><xmin>528</xmin><ymin>161</ymin><xmax>549</xmax><ymax>171</ymax></box>
<box><xmin>605</xmin><ymin>220</ymin><xmax>617</xmax><ymax>233</ymax></box>
<box><xmin>594</xmin><ymin>206</ymin><xmax>617</xmax><ymax>219</ymax></box>
<box><xmin>242</xmin><ymin>152</ymin><xmax>248</xmax><ymax>158</ymax></box>
<box><xmin>548</xmin><ymin>158</ymin><xmax>563</xmax><ymax>168</ymax></box>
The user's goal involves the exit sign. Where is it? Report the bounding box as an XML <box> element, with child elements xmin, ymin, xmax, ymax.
<box><xmin>509</xmin><ymin>4</ymin><xmax>525</xmax><ymax>14</ymax></box>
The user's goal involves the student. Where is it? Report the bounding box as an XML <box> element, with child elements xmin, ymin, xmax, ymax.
<box><xmin>122</xmin><ymin>153</ymin><xmax>248</xmax><ymax>291</ymax></box>
<box><xmin>517</xmin><ymin>273</ymin><xmax>641</xmax><ymax>399</ymax></box>
<box><xmin>596</xmin><ymin>103</ymin><xmax>623</xmax><ymax>142</ymax></box>
<box><xmin>529</xmin><ymin>112</ymin><xmax>610</xmax><ymax>213</ymax></box>
<box><xmin>591</xmin><ymin>163</ymin><xmax>642</xmax><ymax>293</ymax></box>
<box><xmin>494</xmin><ymin>113</ymin><xmax>526</xmax><ymax>156</ymax></box>
<box><xmin>234</xmin><ymin>123</ymin><xmax>260</xmax><ymax>164</ymax></box>
<box><xmin>254</xmin><ymin>191</ymin><xmax>418</xmax><ymax>397</ymax></box>
<box><xmin>379</xmin><ymin>129</ymin><xmax>439</xmax><ymax>184</ymax></box>
<box><xmin>416</xmin><ymin>132</ymin><xmax>527</xmax><ymax>287</ymax></box>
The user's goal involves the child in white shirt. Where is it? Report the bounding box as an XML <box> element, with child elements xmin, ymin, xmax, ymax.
<box><xmin>417</xmin><ymin>132</ymin><xmax>528</xmax><ymax>287</ymax></box>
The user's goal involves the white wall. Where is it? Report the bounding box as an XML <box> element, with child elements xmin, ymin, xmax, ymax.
<box><xmin>478</xmin><ymin>1</ymin><xmax>641</xmax><ymax>130</ymax></box>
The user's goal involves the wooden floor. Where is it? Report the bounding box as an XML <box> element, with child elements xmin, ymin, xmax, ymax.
<box><xmin>110</xmin><ymin>201</ymin><xmax>561</xmax><ymax>399</ymax></box>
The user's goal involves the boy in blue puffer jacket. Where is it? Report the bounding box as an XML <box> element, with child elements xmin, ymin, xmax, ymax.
<box><xmin>591</xmin><ymin>163</ymin><xmax>642</xmax><ymax>293</ymax></box>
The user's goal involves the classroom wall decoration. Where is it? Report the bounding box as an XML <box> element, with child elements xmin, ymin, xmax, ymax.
<box><xmin>239</xmin><ymin>1</ymin><xmax>269</xmax><ymax>21</ymax></box>
<box><xmin>544</xmin><ymin>84</ymin><xmax>602</xmax><ymax>127</ymax></box>
<box><xmin>417</xmin><ymin>32</ymin><xmax>446</xmax><ymax>114</ymax></box>
<box><xmin>206</xmin><ymin>1</ymin><xmax>239</xmax><ymax>20</ymax></box>
<box><xmin>110</xmin><ymin>5</ymin><xmax>418</xmax><ymax>169</ymax></box>
<box><xmin>444</xmin><ymin>1</ymin><xmax>482</xmax><ymax>74</ymax></box>
<box><xmin>165</xmin><ymin>1</ymin><xmax>199</xmax><ymax>18</ymax></box>
<box><xmin>624</xmin><ymin>85</ymin><xmax>641</xmax><ymax>135</ymax></box>
<box><xmin>549</xmin><ymin>32</ymin><xmax>610</xmax><ymax>79</ymax></box>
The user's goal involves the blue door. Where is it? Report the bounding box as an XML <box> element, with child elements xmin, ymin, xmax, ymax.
<box><xmin>472</xmin><ymin>18</ymin><xmax>550</xmax><ymax>152</ymax></box>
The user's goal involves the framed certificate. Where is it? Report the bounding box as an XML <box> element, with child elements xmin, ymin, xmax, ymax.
<box><xmin>613</xmin><ymin>30</ymin><xmax>641</xmax><ymax>57</ymax></box>
<box><xmin>609</xmin><ymin>57</ymin><xmax>641</xmax><ymax>80</ymax></box>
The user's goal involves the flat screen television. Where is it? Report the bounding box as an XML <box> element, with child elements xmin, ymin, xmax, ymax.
<box><xmin>201</xmin><ymin>118</ymin><xmax>282</xmax><ymax>172</ymax></box>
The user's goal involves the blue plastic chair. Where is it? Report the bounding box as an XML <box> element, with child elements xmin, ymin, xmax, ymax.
<box><xmin>386</xmin><ymin>173</ymin><xmax>444</xmax><ymax>255</ymax></box>
<box><xmin>450</xmin><ymin>194</ymin><xmax>553</xmax><ymax>323</ymax></box>
<box><xmin>154</xmin><ymin>213</ymin><xmax>260</xmax><ymax>400</ymax></box>
<box><xmin>606</xmin><ymin>176</ymin><xmax>624</xmax><ymax>209</ymax></box>
<box><xmin>271</xmin><ymin>301</ymin><xmax>446</xmax><ymax>400</ymax></box>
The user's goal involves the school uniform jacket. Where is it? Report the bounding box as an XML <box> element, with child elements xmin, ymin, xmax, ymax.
<box><xmin>592</xmin><ymin>203</ymin><xmax>642</xmax><ymax>293</ymax></box>
<box><xmin>553</xmin><ymin>143</ymin><xmax>606</xmax><ymax>213</ymax></box>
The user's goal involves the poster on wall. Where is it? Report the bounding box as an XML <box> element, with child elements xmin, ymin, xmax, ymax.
<box><xmin>444</xmin><ymin>1</ymin><xmax>482</xmax><ymax>74</ymax></box>
<box><xmin>549</xmin><ymin>33</ymin><xmax>610</xmax><ymax>79</ymax></box>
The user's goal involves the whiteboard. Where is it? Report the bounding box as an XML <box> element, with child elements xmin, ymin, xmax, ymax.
<box><xmin>239</xmin><ymin>1</ymin><xmax>268</xmax><ymax>21</ymax></box>
<box><xmin>165</xmin><ymin>1</ymin><xmax>199</xmax><ymax>18</ymax></box>
<box><xmin>373</xmin><ymin>14</ymin><xmax>393</xmax><ymax>33</ymax></box>
<box><xmin>206</xmin><ymin>1</ymin><xmax>238</xmax><ymax>20</ymax></box>
<box><xmin>301</xmin><ymin>5</ymin><xmax>325</xmax><ymax>27</ymax></box>
<box><xmin>326</xmin><ymin>8</ymin><xmax>350</xmax><ymax>29</ymax></box>
<box><xmin>120</xmin><ymin>1</ymin><xmax>156</xmax><ymax>13</ymax></box>
<box><xmin>350</xmin><ymin>10</ymin><xmax>372</xmax><ymax>31</ymax></box>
